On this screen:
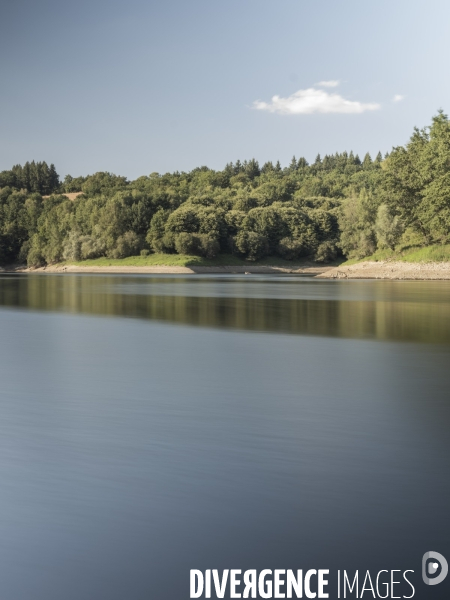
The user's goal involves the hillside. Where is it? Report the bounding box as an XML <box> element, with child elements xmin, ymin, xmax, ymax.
<box><xmin>1</xmin><ymin>112</ymin><xmax>450</xmax><ymax>269</ymax></box>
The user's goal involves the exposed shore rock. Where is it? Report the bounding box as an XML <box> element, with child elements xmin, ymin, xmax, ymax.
<box><xmin>317</xmin><ymin>261</ymin><xmax>450</xmax><ymax>280</ymax></box>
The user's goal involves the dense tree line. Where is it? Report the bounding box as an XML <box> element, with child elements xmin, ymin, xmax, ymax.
<box><xmin>0</xmin><ymin>113</ymin><xmax>449</xmax><ymax>267</ymax></box>
<box><xmin>0</xmin><ymin>161</ymin><xmax>59</xmax><ymax>196</ymax></box>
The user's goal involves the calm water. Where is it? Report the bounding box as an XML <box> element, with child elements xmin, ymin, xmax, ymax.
<box><xmin>0</xmin><ymin>274</ymin><xmax>449</xmax><ymax>599</ymax></box>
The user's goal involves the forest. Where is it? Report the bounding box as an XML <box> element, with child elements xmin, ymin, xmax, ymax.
<box><xmin>0</xmin><ymin>112</ymin><xmax>449</xmax><ymax>267</ymax></box>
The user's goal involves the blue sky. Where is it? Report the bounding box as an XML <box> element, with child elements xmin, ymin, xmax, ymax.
<box><xmin>1</xmin><ymin>0</ymin><xmax>449</xmax><ymax>179</ymax></box>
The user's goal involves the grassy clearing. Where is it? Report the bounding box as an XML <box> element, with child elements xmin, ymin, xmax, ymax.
<box><xmin>343</xmin><ymin>244</ymin><xmax>450</xmax><ymax>265</ymax></box>
<box><xmin>63</xmin><ymin>254</ymin><xmax>220</xmax><ymax>267</ymax></box>
<box><xmin>402</xmin><ymin>244</ymin><xmax>450</xmax><ymax>262</ymax></box>
<box><xmin>61</xmin><ymin>253</ymin><xmax>337</xmax><ymax>268</ymax></box>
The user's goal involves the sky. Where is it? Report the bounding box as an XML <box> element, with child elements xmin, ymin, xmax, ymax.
<box><xmin>1</xmin><ymin>0</ymin><xmax>449</xmax><ymax>179</ymax></box>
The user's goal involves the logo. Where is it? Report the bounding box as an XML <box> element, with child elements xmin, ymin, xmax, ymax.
<box><xmin>422</xmin><ymin>551</ymin><xmax>448</xmax><ymax>586</ymax></box>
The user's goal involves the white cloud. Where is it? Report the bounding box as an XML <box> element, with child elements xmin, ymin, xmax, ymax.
<box><xmin>252</xmin><ymin>87</ymin><xmax>381</xmax><ymax>115</ymax></box>
<box><xmin>316</xmin><ymin>80</ymin><xmax>340</xmax><ymax>88</ymax></box>
<box><xmin>393</xmin><ymin>94</ymin><xmax>405</xmax><ymax>102</ymax></box>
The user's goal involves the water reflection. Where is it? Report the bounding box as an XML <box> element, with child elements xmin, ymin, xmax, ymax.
<box><xmin>1</xmin><ymin>273</ymin><xmax>450</xmax><ymax>600</ymax></box>
<box><xmin>1</xmin><ymin>273</ymin><xmax>450</xmax><ymax>343</ymax></box>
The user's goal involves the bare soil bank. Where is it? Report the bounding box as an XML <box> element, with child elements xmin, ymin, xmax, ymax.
<box><xmin>317</xmin><ymin>261</ymin><xmax>450</xmax><ymax>280</ymax></box>
<box><xmin>4</xmin><ymin>261</ymin><xmax>450</xmax><ymax>279</ymax></box>
<box><xmin>17</xmin><ymin>264</ymin><xmax>331</xmax><ymax>275</ymax></box>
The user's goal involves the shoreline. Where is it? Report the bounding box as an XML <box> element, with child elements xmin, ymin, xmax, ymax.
<box><xmin>2</xmin><ymin>264</ymin><xmax>332</xmax><ymax>275</ymax></box>
<box><xmin>3</xmin><ymin>260</ymin><xmax>450</xmax><ymax>279</ymax></box>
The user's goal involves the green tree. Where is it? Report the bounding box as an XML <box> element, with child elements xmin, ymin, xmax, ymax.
<box><xmin>375</xmin><ymin>204</ymin><xmax>404</xmax><ymax>250</ymax></box>
<box><xmin>338</xmin><ymin>190</ymin><xmax>379</xmax><ymax>259</ymax></box>
<box><xmin>383</xmin><ymin>112</ymin><xmax>450</xmax><ymax>243</ymax></box>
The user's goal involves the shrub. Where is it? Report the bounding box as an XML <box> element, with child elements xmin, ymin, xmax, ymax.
<box><xmin>109</xmin><ymin>231</ymin><xmax>142</xmax><ymax>259</ymax></box>
<box><xmin>62</xmin><ymin>233</ymin><xmax>106</xmax><ymax>261</ymax></box>
<box><xmin>150</xmin><ymin>232</ymin><xmax>175</xmax><ymax>253</ymax></box>
<box><xmin>80</xmin><ymin>236</ymin><xmax>106</xmax><ymax>260</ymax></box>
<box><xmin>175</xmin><ymin>232</ymin><xmax>200</xmax><ymax>255</ymax></box>
<box><xmin>234</xmin><ymin>231</ymin><xmax>269</xmax><ymax>261</ymax></box>
<box><xmin>174</xmin><ymin>232</ymin><xmax>220</xmax><ymax>258</ymax></box>
<box><xmin>277</xmin><ymin>237</ymin><xmax>305</xmax><ymax>260</ymax></box>
<box><xmin>198</xmin><ymin>234</ymin><xmax>220</xmax><ymax>258</ymax></box>
<box><xmin>140</xmin><ymin>249</ymin><xmax>150</xmax><ymax>256</ymax></box>
<box><xmin>242</xmin><ymin>206</ymin><xmax>291</xmax><ymax>253</ymax></box>
<box><xmin>315</xmin><ymin>240</ymin><xmax>338</xmax><ymax>263</ymax></box>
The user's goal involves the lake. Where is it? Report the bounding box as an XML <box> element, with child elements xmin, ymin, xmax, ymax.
<box><xmin>0</xmin><ymin>273</ymin><xmax>449</xmax><ymax>599</ymax></box>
